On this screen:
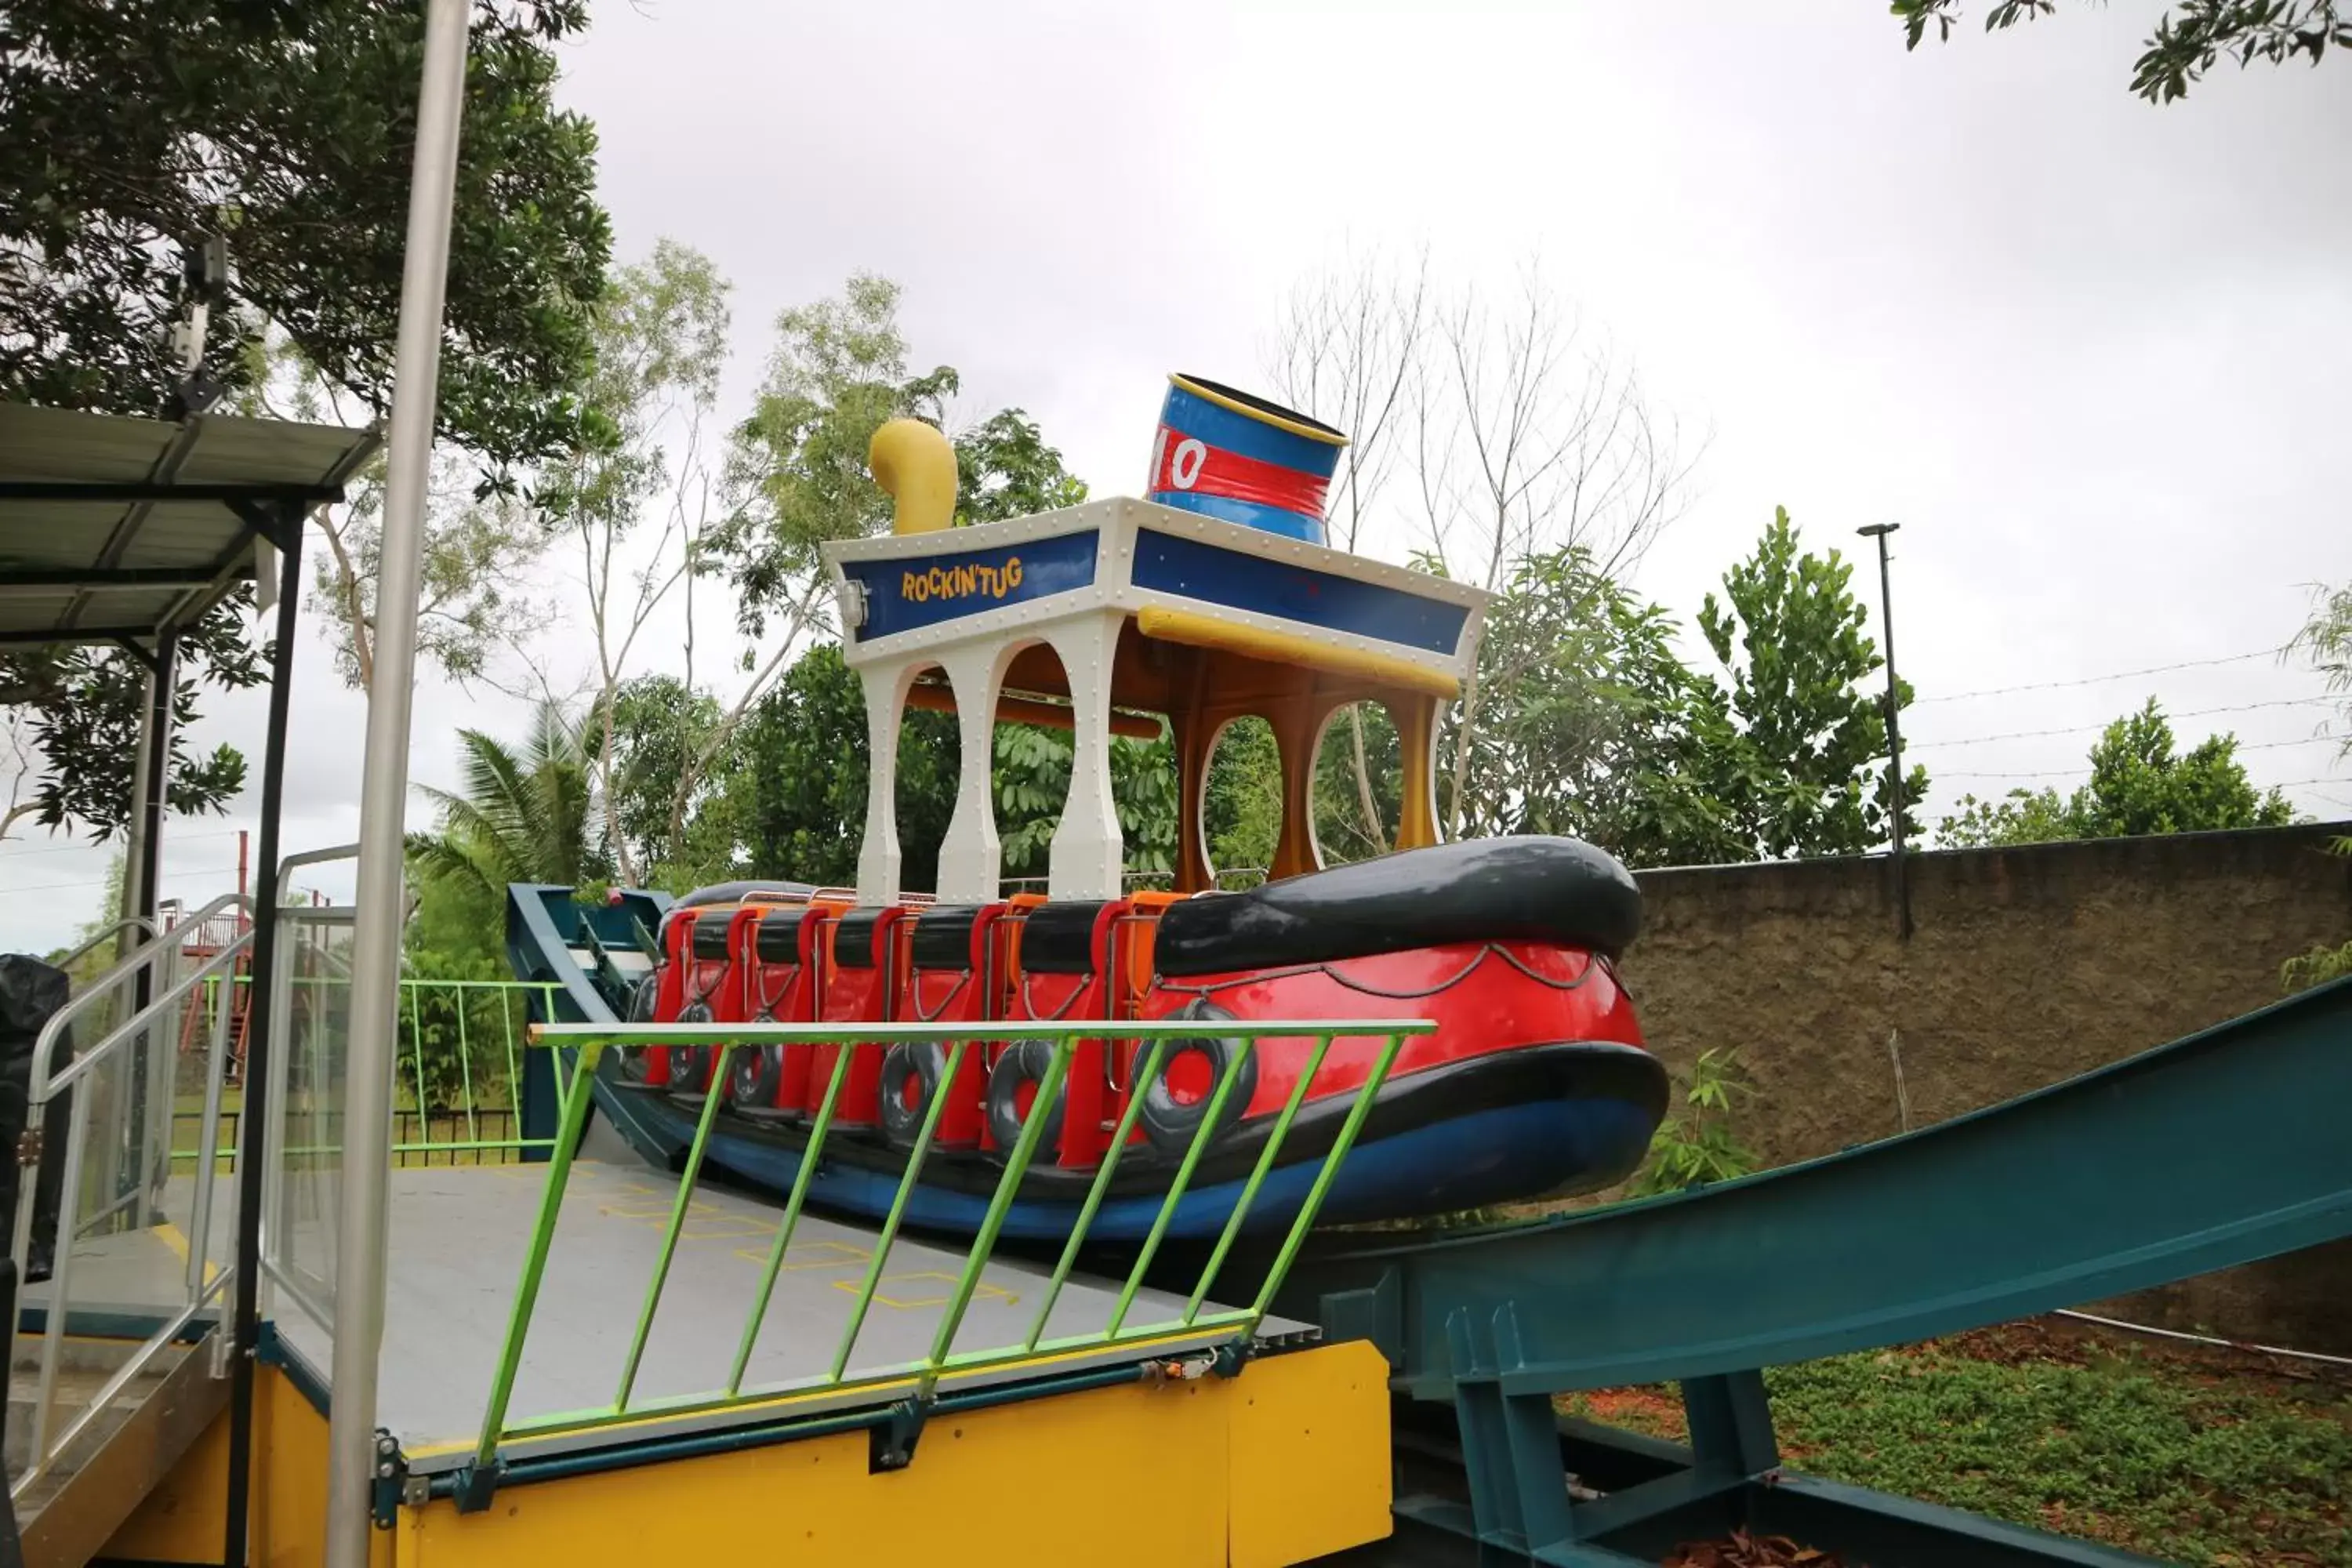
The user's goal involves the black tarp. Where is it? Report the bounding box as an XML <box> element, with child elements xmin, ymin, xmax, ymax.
<box><xmin>0</xmin><ymin>955</ymin><xmax>74</xmax><ymax>1283</ymax></box>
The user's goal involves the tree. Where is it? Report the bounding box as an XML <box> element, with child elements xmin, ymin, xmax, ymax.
<box><xmin>232</xmin><ymin>334</ymin><xmax>561</xmax><ymax>694</ymax></box>
<box><xmin>1204</xmin><ymin>717</ymin><xmax>1284</xmax><ymax>880</ymax></box>
<box><xmin>2</xmin><ymin>0</ymin><xmax>611</xmax><ymax>470</ymax></box>
<box><xmin>599</xmin><ymin>675</ymin><xmax>731</xmax><ymax>889</ymax></box>
<box><xmin>406</xmin><ymin>700</ymin><xmax>608</xmax><ymax>915</ymax></box>
<box><xmin>993</xmin><ymin>724</ymin><xmax>1178</xmax><ymax>885</ymax></box>
<box><xmin>3</xmin><ymin>708</ymin><xmax>45</xmax><ymax>842</ymax></box>
<box><xmin>575</xmin><ymin>270</ymin><xmax>1096</xmax><ymax>890</ymax></box>
<box><xmin>532</xmin><ymin>240</ymin><xmax>735</xmax><ymax>887</ymax></box>
<box><xmin>1937</xmin><ymin>698</ymin><xmax>2297</xmax><ymax>847</ymax></box>
<box><xmin>1270</xmin><ymin>248</ymin><xmax>1433</xmax><ymax>856</ymax></box>
<box><xmin>1892</xmin><ymin>1</ymin><xmax>2347</xmax><ymax>102</ymax></box>
<box><xmin>1265</xmin><ymin>255</ymin><xmax>1706</xmax><ymax>853</ymax></box>
<box><xmin>2280</xmin><ymin>581</ymin><xmax>2349</xmax><ymax>989</ymax></box>
<box><xmin>953</xmin><ymin>410</ymin><xmax>1090</xmax><ymax>525</ymax></box>
<box><xmin>728</xmin><ymin>644</ymin><xmax>957</xmax><ymax>892</ymax></box>
<box><xmin>3</xmin><ymin>0</ymin><xmax>612</xmax><ymax>840</ymax></box>
<box><xmin>310</xmin><ymin>449</ymin><xmax>554</xmax><ymax>691</ymax></box>
<box><xmin>1433</xmin><ymin>546</ymin><xmax>1748</xmax><ymax>866</ymax></box>
<box><xmin>1410</xmin><ymin>266</ymin><xmax>1701</xmax><ymax>840</ymax></box>
<box><xmin>2293</xmin><ymin>579</ymin><xmax>2351</xmax><ymax>745</ymax></box>
<box><xmin>1695</xmin><ymin>507</ymin><xmax>1929</xmax><ymax>860</ymax></box>
<box><xmin>4</xmin><ymin>595</ymin><xmax>266</xmax><ymax>838</ymax></box>
<box><xmin>717</xmin><ymin>273</ymin><xmax>957</xmax><ymax>634</ymax></box>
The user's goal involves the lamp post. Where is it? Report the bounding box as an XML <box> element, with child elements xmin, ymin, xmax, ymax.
<box><xmin>1857</xmin><ymin>523</ymin><xmax>1911</xmax><ymax>939</ymax></box>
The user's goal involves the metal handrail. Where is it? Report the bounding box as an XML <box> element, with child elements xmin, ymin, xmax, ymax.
<box><xmin>275</xmin><ymin>842</ymin><xmax>361</xmax><ymax>905</ymax></box>
<box><xmin>469</xmin><ymin>1014</ymin><xmax>1433</xmax><ymax>1472</ymax></box>
<box><xmin>28</xmin><ymin>925</ymin><xmax>251</xmax><ymax>1105</ymax></box>
<box><xmin>9</xmin><ymin>920</ymin><xmax>255</xmax><ymax>1497</ymax></box>
<box><xmin>23</xmin><ymin>893</ymin><xmax>250</xmax><ymax>1113</ymax></box>
<box><xmin>48</xmin><ymin>914</ymin><xmax>158</xmax><ymax>979</ymax></box>
<box><xmin>257</xmin><ymin>844</ymin><xmax>357</xmax><ymax>1326</ymax></box>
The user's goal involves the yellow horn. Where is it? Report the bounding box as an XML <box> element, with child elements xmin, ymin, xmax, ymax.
<box><xmin>869</xmin><ymin>417</ymin><xmax>958</xmax><ymax>535</ymax></box>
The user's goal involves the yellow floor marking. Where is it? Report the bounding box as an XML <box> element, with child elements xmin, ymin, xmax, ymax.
<box><xmin>839</xmin><ymin>1271</ymin><xmax>1018</xmax><ymax>1311</ymax></box>
<box><xmin>151</xmin><ymin>1221</ymin><xmax>219</xmax><ymax>1284</ymax></box>
<box><xmin>729</xmin><ymin>1239</ymin><xmax>869</xmax><ymax>1272</ymax></box>
<box><xmin>678</xmin><ymin>1217</ymin><xmax>776</xmax><ymax>1241</ymax></box>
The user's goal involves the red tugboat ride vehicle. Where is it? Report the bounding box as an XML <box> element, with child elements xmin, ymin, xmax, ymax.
<box><xmin>509</xmin><ymin>378</ymin><xmax>1673</xmax><ymax>1243</ymax></box>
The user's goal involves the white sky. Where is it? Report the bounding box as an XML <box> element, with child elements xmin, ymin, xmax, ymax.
<box><xmin>5</xmin><ymin>0</ymin><xmax>2349</xmax><ymax>953</ymax></box>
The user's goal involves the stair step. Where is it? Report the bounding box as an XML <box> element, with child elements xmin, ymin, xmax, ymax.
<box><xmin>6</xmin><ymin>1333</ymin><xmax>224</xmax><ymax>1568</ymax></box>
<box><xmin>6</xmin><ymin>1359</ymin><xmax>176</xmax><ymax>1473</ymax></box>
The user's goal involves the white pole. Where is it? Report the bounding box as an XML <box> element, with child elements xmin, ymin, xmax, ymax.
<box><xmin>322</xmin><ymin>2</ymin><xmax>468</xmax><ymax>1562</ymax></box>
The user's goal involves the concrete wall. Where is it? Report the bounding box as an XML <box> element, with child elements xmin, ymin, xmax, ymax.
<box><xmin>1617</xmin><ymin>822</ymin><xmax>2352</xmax><ymax>1352</ymax></box>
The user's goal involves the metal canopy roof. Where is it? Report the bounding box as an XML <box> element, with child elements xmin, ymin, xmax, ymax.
<box><xmin>0</xmin><ymin>401</ymin><xmax>380</xmax><ymax>648</ymax></box>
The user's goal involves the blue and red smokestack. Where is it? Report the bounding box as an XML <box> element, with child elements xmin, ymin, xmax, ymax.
<box><xmin>1145</xmin><ymin>374</ymin><xmax>1349</xmax><ymax>546</ymax></box>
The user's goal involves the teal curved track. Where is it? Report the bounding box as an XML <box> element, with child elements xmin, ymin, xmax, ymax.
<box><xmin>1276</xmin><ymin>972</ymin><xmax>2352</xmax><ymax>1396</ymax></box>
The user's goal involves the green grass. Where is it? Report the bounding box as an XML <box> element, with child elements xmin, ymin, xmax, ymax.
<box><xmin>1560</xmin><ymin>1321</ymin><xmax>2352</xmax><ymax>1566</ymax></box>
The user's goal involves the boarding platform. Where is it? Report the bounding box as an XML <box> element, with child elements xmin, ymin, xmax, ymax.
<box><xmin>6</xmin><ymin>865</ymin><xmax>1392</xmax><ymax>1568</ymax></box>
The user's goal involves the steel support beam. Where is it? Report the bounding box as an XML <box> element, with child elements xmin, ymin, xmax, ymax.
<box><xmin>0</xmin><ymin>481</ymin><xmax>343</xmax><ymax>505</ymax></box>
<box><xmin>222</xmin><ymin>520</ymin><xmax>303</xmax><ymax>1568</ymax></box>
<box><xmin>0</xmin><ymin>625</ymin><xmax>171</xmax><ymax>648</ymax></box>
<box><xmin>0</xmin><ymin>568</ymin><xmax>221</xmax><ymax>593</ymax></box>
<box><xmin>117</xmin><ymin>626</ymin><xmax>177</xmax><ymax>1221</ymax></box>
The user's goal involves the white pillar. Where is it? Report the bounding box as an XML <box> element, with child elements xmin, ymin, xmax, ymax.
<box><xmin>855</xmin><ymin>661</ymin><xmax>918</xmax><ymax>905</ymax></box>
<box><xmin>1047</xmin><ymin>612</ymin><xmax>1125</xmax><ymax>900</ymax></box>
<box><xmin>932</xmin><ymin>646</ymin><xmax>1008</xmax><ymax>904</ymax></box>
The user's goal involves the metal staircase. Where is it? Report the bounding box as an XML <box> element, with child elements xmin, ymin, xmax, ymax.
<box><xmin>4</xmin><ymin>898</ymin><xmax>251</xmax><ymax>1567</ymax></box>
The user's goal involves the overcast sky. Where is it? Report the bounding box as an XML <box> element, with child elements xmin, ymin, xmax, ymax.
<box><xmin>5</xmin><ymin>0</ymin><xmax>2348</xmax><ymax>953</ymax></box>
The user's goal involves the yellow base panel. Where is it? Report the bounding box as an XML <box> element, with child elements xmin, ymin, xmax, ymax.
<box><xmin>104</xmin><ymin>1342</ymin><xmax>1391</xmax><ymax>1568</ymax></box>
<box><xmin>103</xmin><ymin>1362</ymin><xmax>393</xmax><ymax>1568</ymax></box>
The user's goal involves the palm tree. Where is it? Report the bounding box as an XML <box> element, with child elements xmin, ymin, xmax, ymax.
<box><xmin>408</xmin><ymin>700</ymin><xmax>610</xmax><ymax>902</ymax></box>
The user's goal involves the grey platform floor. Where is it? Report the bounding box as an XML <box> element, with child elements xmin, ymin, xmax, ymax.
<box><xmin>19</xmin><ymin>1134</ymin><xmax>1298</xmax><ymax>1470</ymax></box>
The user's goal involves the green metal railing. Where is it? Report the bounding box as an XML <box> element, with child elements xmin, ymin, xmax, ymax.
<box><xmin>171</xmin><ymin>976</ymin><xmax>572</xmax><ymax>1170</ymax></box>
<box><xmin>474</xmin><ymin>1016</ymin><xmax>1433</xmax><ymax>1469</ymax></box>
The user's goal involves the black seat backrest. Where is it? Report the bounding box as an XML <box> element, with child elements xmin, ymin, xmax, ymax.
<box><xmin>834</xmin><ymin>909</ymin><xmax>887</xmax><ymax>969</ymax></box>
<box><xmin>912</xmin><ymin>905</ymin><xmax>985</xmax><ymax>971</ymax></box>
<box><xmin>755</xmin><ymin>909</ymin><xmax>804</xmax><ymax>964</ymax></box>
<box><xmin>1018</xmin><ymin>901</ymin><xmax>1107</xmax><ymax>976</ymax></box>
<box><xmin>688</xmin><ymin>914</ymin><xmax>734</xmax><ymax>962</ymax></box>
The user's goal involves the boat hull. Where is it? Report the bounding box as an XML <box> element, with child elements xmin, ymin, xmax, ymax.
<box><xmin>579</xmin><ymin>1037</ymin><xmax>1668</xmax><ymax>1242</ymax></box>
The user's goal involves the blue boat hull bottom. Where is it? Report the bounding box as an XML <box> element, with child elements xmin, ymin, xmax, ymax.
<box><xmin>579</xmin><ymin>1041</ymin><xmax>1668</xmax><ymax>1243</ymax></box>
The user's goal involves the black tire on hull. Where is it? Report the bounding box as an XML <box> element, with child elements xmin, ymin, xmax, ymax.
<box><xmin>985</xmin><ymin>1040</ymin><xmax>1063</xmax><ymax>1157</ymax></box>
<box><xmin>617</xmin><ymin>975</ymin><xmax>660</xmax><ymax>1084</ymax></box>
<box><xmin>1137</xmin><ymin>999</ymin><xmax>1257</xmax><ymax>1157</ymax></box>
<box><xmin>731</xmin><ymin>1044</ymin><xmax>782</xmax><ymax>1109</ymax></box>
<box><xmin>879</xmin><ymin>1042</ymin><xmax>946</xmax><ymax>1146</ymax></box>
<box><xmin>670</xmin><ymin>1000</ymin><xmax>713</xmax><ymax>1090</ymax></box>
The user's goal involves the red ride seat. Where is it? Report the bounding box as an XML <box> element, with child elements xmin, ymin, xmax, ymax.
<box><xmin>648</xmin><ymin>906</ymin><xmax>730</xmax><ymax>1094</ymax></box>
<box><xmin>987</xmin><ymin>899</ymin><xmax>1127</xmax><ymax>1168</ymax></box>
<box><xmin>728</xmin><ymin>902</ymin><xmax>822</xmax><ymax>1114</ymax></box>
<box><xmin>884</xmin><ymin>904</ymin><xmax>1013</xmax><ymax>1150</ymax></box>
<box><xmin>809</xmin><ymin>907</ymin><xmax>914</xmax><ymax>1131</ymax></box>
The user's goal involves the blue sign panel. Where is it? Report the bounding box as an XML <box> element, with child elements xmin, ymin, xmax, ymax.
<box><xmin>842</xmin><ymin>529</ymin><xmax>1101</xmax><ymax>641</ymax></box>
<box><xmin>1130</xmin><ymin>528</ymin><xmax>1470</xmax><ymax>656</ymax></box>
